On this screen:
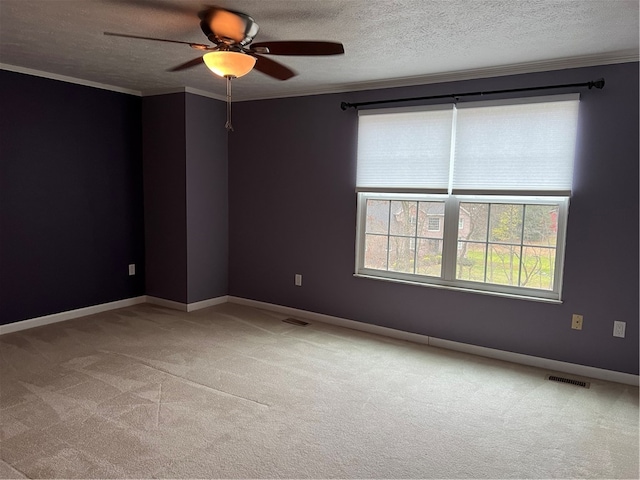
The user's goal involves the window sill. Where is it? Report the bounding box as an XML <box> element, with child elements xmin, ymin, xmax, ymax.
<box><xmin>353</xmin><ymin>273</ymin><xmax>563</xmax><ymax>304</ymax></box>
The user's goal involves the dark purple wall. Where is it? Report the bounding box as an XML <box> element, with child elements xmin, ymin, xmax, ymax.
<box><xmin>2</xmin><ymin>63</ymin><xmax>637</xmax><ymax>375</ymax></box>
<box><xmin>142</xmin><ymin>94</ymin><xmax>188</xmax><ymax>303</ymax></box>
<box><xmin>229</xmin><ymin>63</ymin><xmax>639</xmax><ymax>374</ymax></box>
<box><xmin>142</xmin><ymin>93</ymin><xmax>228</xmax><ymax>304</ymax></box>
<box><xmin>185</xmin><ymin>93</ymin><xmax>228</xmax><ymax>302</ymax></box>
<box><xmin>0</xmin><ymin>70</ymin><xmax>144</xmax><ymax>324</ymax></box>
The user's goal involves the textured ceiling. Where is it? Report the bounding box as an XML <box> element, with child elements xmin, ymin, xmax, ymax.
<box><xmin>0</xmin><ymin>0</ymin><xmax>638</xmax><ymax>101</ymax></box>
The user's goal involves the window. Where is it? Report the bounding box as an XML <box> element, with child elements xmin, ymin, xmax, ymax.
<box><xmin>355</xmin><ymin>95</ymin><xmax>579</xmax><ymax>301</ymax></box>
<box><xmin>363</xmin><ymin>198</ymin><xmax>445</xmax><ymax>276</ymax></box>
<box><xmin>456</xmin><ymin>198</ymin><xmax>565</xmax><ymax>291</ymax></box>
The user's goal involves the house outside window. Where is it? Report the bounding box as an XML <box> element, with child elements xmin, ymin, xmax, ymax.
<box><xmin>355</xmin><ymin>94</ymin><xmax>579</xmax><ymax>302</ymax></box>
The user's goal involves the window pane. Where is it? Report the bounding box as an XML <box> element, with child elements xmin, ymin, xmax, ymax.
<box><xmin>455</xmin><ymin>202</ymin><xmax>559</xmax><ymax>292</ymax></box>
<box><xmin>388</xmin><ymin>236</ymin><xmax>414</xmax><ymax>273</ymax></box>
<box><xmin>523</xmin><ymin>204</ymin><xmax>559</xmax><ymax>247</ymax></box>
<box><xmin>487</xmin><ymin>244</ymin><xmax>520</xmax><ymax>286</ymax></box>
<box><xmin>489</xmin><ymin>204</ymin><xmax>523</xmax><ymax>244</ymax></box>
<box><xmin>364</xmin><ymin>234</ymin><xmax>388</xmax><ymax>270</ymax></box>
<box><xmin>365</xmin><ymin>200</ymin><xmax>390</xmax><ymax>234</ymax></box>
<box><xmin>459</xmin><ymin>203</ymin><xmax>488</xmax><ymax>241</ymax></box>
<box><xmin>417</xmin><ymin>201</ymin><xmax>445</xmax><ymax>238</ymax></box>
<box><xmin>520</xmin><ymin>246</ymin><xmax>556</xmax><ymax>290</ymax></box>
<box><xmin>456</xmin><ymin>241</ymin><xmax>486</xmax><ymax>282</ymax></box>
<box><xmin>390</xmin><ymin>201</ymin><xmax>417</xmax><ymax>236</ymax></box>
<box><xmin>416</xmin><ymin>239</ymin><xmax>442</xmax><ymax>276</ymax></box>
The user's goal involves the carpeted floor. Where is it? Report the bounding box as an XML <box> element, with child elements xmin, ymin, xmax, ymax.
<box><xmin>0</xmin><ymin>302</ymin><xmax>638</xmax><ymax>479</ymax></box>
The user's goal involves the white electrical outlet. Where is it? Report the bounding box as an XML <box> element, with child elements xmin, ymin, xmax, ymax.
<box><xmin>128</xmin><ymin>264</ymin><xmax>135</xmax><ymax>276</ymax></box>
<box><xmin>295</xmin><ymin>274</ymin><xmax>302</xmax><ymax>287</ymax></box>
<box><xmin>613</xmin><ymin>321</ymin><xmax>626</xmax><ymax>338</ymax></box>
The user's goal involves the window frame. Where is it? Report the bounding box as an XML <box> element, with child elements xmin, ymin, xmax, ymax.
<box><xmin>355</xmin><ymin>192</ymin><xmax>569</xmax><ymax>302</ymax></box>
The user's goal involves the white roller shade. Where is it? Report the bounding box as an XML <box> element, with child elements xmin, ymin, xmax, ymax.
<box><xmin>452</xmin><ymin>94</ymin><xmax>580</xmax><ymax>195</ymax></box>
<box><xmin>356</xmin><ymin>105</ymin><xmax>454</xmax><ymax>193</ymax></box>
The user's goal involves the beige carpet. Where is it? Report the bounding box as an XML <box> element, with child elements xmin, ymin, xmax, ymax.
<box><xmin>0</xmin><ymin>302</ymin><xmax>638</xmax><ymax>479</ymax></box>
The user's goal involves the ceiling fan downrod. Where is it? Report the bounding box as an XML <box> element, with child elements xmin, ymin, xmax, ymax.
<box><xmin>225</xmin><ymin>75</ymin><xmax>234</xmax><ymax>131</ymax></box>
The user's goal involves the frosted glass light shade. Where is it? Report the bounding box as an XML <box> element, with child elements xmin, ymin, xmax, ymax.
<box><xmin>203</xmin><ymin>51</ymin><xmax>256</xmax><ymax>78</ymax></box>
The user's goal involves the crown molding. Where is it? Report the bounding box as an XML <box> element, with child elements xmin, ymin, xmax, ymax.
<box><xmin>235</xmin><ymin>52</ymin><xmax>639</xmax><ymax>102</ymax></box>
<box><xmin>342</xmin><ymin>52</ymin><xmax>640</xmax><ymax>93</ymax></box>
<box><xmin>140</xmin><ymin>87</ymin><xmax>187</xmax><ymax>97</ymax></box>
<box><xmin>0</xmin><ymin>66</ymin><xmax>228</xmax><ymax>102</ymax></box>
<box><xmin>184</xmin><ymin>86</ymin><xmax>226</xmax><ymax>102</ymax></box>
<box><xmin>0</xmin><ymin>63</ymin><xmax>142</xmax><ymax>96</ymax></box>
<box><xmin>140</xmin><ymin>87</ymin><xmax>226</xmax><ymax>102</ymax></box>
<box><xmin>3</xmin><ymin>51</ymin><xmax>637</xmax><ymax>103</ymax></box>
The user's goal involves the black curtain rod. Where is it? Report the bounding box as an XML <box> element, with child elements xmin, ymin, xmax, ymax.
<box><xmin>340</xmin><ymin>78</ymin><xmax>605</xmax><ymax>110</ymax></box>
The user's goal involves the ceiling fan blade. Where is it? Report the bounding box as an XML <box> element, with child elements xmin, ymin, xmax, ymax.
<box><xmin>103</xmin><ymin>0</ymin><xmax>193</xmax><ymax>15</ymax></box>
<box><xmin>104</xmin><ymin>32</ymin><xmax>210</xmax><ymax>50</ymax></box>
<box><xmin>252</xmin><ymin>54</ymin><xmax>296</xmax><ymax>81</ymax></box>
<box><xmin>168</xmin><ymin>56</ymin><xmax>204</xmax><ymax>72</ymax></box>
<box><xmin>250</xmin><ymin>41</ymin><xmax>344</xmax><ymax>56</ymax></box>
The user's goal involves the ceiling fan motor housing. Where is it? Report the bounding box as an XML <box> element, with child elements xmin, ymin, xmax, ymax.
<box><xmin>199</xmin><ymin>7</ymin><xmax>259</xmax><ymax>48</ymax></box>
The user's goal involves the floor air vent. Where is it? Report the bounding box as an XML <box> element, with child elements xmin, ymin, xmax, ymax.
<box><xmin>546</xmin><ymin>375</ymin><xmax>590</xmax><ymax>388</ymax></box>
<box><xmin>282</xmin><ymin>318</ymin><xmax>309</xmax><ymax>327</ymax></box>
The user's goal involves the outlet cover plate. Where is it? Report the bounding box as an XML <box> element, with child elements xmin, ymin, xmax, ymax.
<box><xmin>613</xmin><ymin>321</ymin><xmax>626</xmax><ymax>338</ymax></box>
<box><xmin>571</xmin><ymin>314</ymin><xmax>583</xmax><ymax>330</ymax></box>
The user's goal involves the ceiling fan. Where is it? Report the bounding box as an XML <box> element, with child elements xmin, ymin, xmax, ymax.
<box><xmin>105</xmin><ymin>5</ymin><xmax>344</xmax><ymax>129</ymax></box>
<box><xmin>104</xmin><ymin>6</ymin><xmax>344</xmax><ymax>80</ymax></box>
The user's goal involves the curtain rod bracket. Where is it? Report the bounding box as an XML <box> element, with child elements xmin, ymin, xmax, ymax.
<box><xmin>340</xmin><ymin>78</ymin><xmax>605</xmax><ymax>110</ymax></box>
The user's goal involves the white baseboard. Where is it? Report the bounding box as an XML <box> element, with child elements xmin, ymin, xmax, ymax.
<box><xmin>1</xmin><ymin>295</ymin><xmax>231</xmax><ymax>335</ymax></box>
<box><xmin>187</xmin><ymin>296</ymin><xmax>229</xmax><ymax>312</ymax></box>
<box><xmin>4</xmin><ymin>294</ymin><xmax>637</xmax><ymax>386</ymax></box>
<box><xmin>228</xmin><ymin>296</ymin><xmax>432</xmax><ymax>345</ymax></box>
<box><xmin>428</xmin><ymin>337</ymin><xmax>639</xmax><ymax>387</ymax></box>
<box><xmin>228</xmin><ymin>296</ymin><xmax>639</xmax><ymax>387</ymax></box>
<box><xmin>146</xmin><ymin>296</ymin><xmax>188</xmax><ymax>312</ymax></box>
<box><xmin>146</xmin><ymin>295</ymin><xmax>229</xmax><ymax>312</ymax></box>
<box><xmin>0</xmin><ymin>296</ymin><xmax>148</xmax><ymax>335</ymax></box>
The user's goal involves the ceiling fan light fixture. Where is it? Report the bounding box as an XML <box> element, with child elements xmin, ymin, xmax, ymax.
<box><xmin>203</xmin><ymin>51</ymin><xmax>256</xmax><ymax>78</ymax></box>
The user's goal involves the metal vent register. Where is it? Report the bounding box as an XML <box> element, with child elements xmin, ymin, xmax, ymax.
<box><xmin>282</xmin><ymin>318</ymin><xmax>309</xmax><ymax>327</ymax></box>
<box><xmin>546</xmin><ymin>375</ymin><xmax>590</xmax><ymax>388</ymax></box>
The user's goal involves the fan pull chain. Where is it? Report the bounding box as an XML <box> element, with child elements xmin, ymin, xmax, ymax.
<box><xmin>225</xmin><ymin>76</ymin><xmax>234</xmax><ymax>131</ymax></box>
